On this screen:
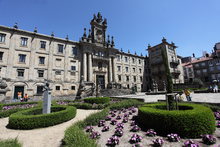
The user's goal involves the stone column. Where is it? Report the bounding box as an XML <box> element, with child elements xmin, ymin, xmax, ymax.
<box><xmin>83</xmin><ymin>53</ymin><xmax>87</xmax><ymax>81</ymax></box>
<box><xmin>88</xmin><ymin>53</ymin><xmax>93</xmax><ymax>81</ymax></box>
<box><xmin>108</xmin><ymin>57</ymin><xmax>112</xmax><ymax>82</ymax></box>
<box><xmin>112</xmin><ymin>57</ymin><xmax>116</xmax><ymax>82</ymax></box>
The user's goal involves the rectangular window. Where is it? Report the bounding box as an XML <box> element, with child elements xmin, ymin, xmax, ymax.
<box><xmin>132</xmin><ymin>58</ymin><xmax>135</xmax><ymax>63</ymax></box>
<box><xmin>21</xmin><ymin>37</ymin><xmax>28</xmax><ymax>46</ymax></box>
<box><xmin>55</xmin><ymin>70</ymin><xmax>61</xmax><ymax>75</ymax></box>
<box><xmin>139</xmin><ymin>68</ymin><xmax>142</xmax><ymax>73</ymax></box>
<box><xmin>38</xmin><ymin>70</ymin><xmax>44</xmax><ymax>77</ymax></box>
<box><xmin>19</xmin><ymin>54</ymin><xmax>26</xmax><ymax>63</ymax></box>
<box><xmin>71</xmin><ymin>86</ymin><xmax>75</xmax><ymax>90</ymax></box>
<box><xmin>140</xmin><ymin>76</ymin><xmax>143</xmax><ymax>82</ymax></box>
<box><xmin>40</xmin><ymin>41</ymin><xmax>46</xmax><ymax>49</ymax></box>
<box><xmin>71</xmin><ymin>66</ymin><xmax>76</xmax><ymax>71</ymax></box>
<box><xmin>58</xmin><ymin>44</ymin><xmax>64</xmax><ymax>53</ymax></box>
<box><xmin>139</xmin><ymin>59</ymin><xmax>141</xmax><ymax>64</ymax></box>
<box><xmin>39</xmin><ymin>57</ymin><xmax>45</xmax><ymax>65</ymax></box>
<box><xmin>126</xmin><ymin>76</ymin><xmax>129</xmax><ymax>81</ymax></box>
<box><xmin>55</xmin><ymin>86</ymin><xmax>60</xmax><ymax>90</ymax></box>
<box><xmin>17</xmin><ymin>69</ymin><xmax>24</xmax><ymax>77</ymax></box>
<box><xmin>117</xmin><ymin>66</ymin><xmax>121</xmax><ymax>72</ymax></box>
<box><xmin>72</xmin><ymin>47</ymin><xmax>77</xmax><ymax>56</ymax></box>
<box><xmin>125</xmin><ymin>57</ymin><xmax>128</xmax><ymax>62</ymax></box>
<box><xmin>0</xmin><ymin>52</ymin><xmax>3</xmax><ymax>61</ymax></box>
<box><xmin>133</xmin><ymin>68</ymin><xmax>135</xmax><ymax>72</ymax></box>
<box><xmin>118</xmin><ymin>75</ymin><xmax>121</xmax><ymax>81</ymax></box>
<box><xmin>0</xmin><ymin>33</ymin><xmax>6</xmax><ymax>43</ymax></box>
<box><xmin>126</xmin><ymin>67</ymin><xmax>129</xmax><ymax>72</ymax></box>
<box><xmin>37</xmin><ymin>86</ymin><xmax>44</xmax><ymax>95</ymax></box>
<box><xmin>133</xmin><ymin>76</ymin><xmax>136</xmax><ymax>82</ymax></box>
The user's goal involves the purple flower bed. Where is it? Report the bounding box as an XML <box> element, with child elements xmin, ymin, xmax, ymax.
<box><xmin>111</xmin><ymin>119</ymin><xmax>117</xmax><ymax>125</ymax></box>
<box><xmin>184</xmin><ymin>140</ymin><xmax>199</xmax><ymax>147</ymax></box>
<box><xmin>56</xmin><ymin>101</ymin><xmax>70</xmax><ymax>105</ymax></box>
<box><xmin>102</xmin><ymin>125</ymin><xmax>110</xmax><ymax>132</ymax></box>
<box><xmin>214</xmin><ymin>111</ymin><xmax>220</xmax><ymax>120</ymax></box>
<box><xmin>114</xmin><ymin>128</ymin><xmax>123</xmax><ymax>137</ymax></box>
<box><xmin>130</xmin><ymin>125</ymin><xmax>140</xmax><ymax>132</ymax></box>
<box><xmin>122</xmin><ymin>117</ymin><xmax>128</xmax><ymax>123</ymax></box>
<box><xmin>2</xmin><ymin>104</ymin><xmax>37</xmax><ymax>111</ymax></box>
<box><xmin>167</xmin><ymin>133</ymin><xmax>180</xmax><ymax>142</ymax></box>
<box><xmin>98</xmin><ymin>120</ymin><xmax>105</xmax><ymax>127</ymax></box>
<box><xmin>131</xmin><ymin>120</ymin><xmax>136</xmax><ymax>126</ymax></box>
<box><xmin>152</xmin><ymin>138</ymin><xmax>164</xmax><ymax>147</ymax></box>
<box><xmin>116</xmin><ymin>115</ymin><xmax>121</xmax><ymax>120</ymax></box>
<box><xmin>106</xmin><ymin>135</ymin><xmax>120</xmax><ymax>146</ymax></box>
<box><xmin>116</xmin><ymin>123</ymin><xmax>124</xmax><ymax>129</ymax></box>
<box><xmin>130</xmin><ymin>134</ymin><xmax>143</xmax><ymax>144</ymax></box>
<box><xmin>85</xmin><ymin>126</ymin><xmax>94</xmax><ymax>132</ymax></box>
<box><xmin>146</xmin><ymin>129</ymin><xmax>157</xmax><ymax>137</ymax></box>
<box><xmin>105</xmin><ymin>116</ymin><xmax>111</xmax><ymax>121</ymax></box>
<box><xmin>201</xmin><ymin>134</ymin><xmax>216</xmax><ymax>145</ymax></box>
<box><xmin>90</xmin><ymin>131</ymin><xmax>100</xmax><ymax>139</ymax></box>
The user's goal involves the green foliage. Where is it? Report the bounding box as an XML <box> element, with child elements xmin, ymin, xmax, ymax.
<box><xmin>84</xmin><ymin>97</ymin><xmax>110</xmax><ymax>104</ymax></box>
<box><xmin>109</xmin><ymin>99</ymin><xmax>144</xmax><ymax>110</ymax></box>
<box><xmin>8</xmin><ymin>106</ymin><xmax>76</xmax><ymax>129</ymax></box>
<box><xmin>0</xmin><ymin>102</ymin><xmax>39</xmax><ymax>118</ymax></box>
<box><xmin>69</xmin><ymin>103</ymin><xmax>109</xmax><ymax>110</ymax></box>
<box><xmin>138</xmin><ymin>103</ymin><xmax>216</xmax><ymax>138</ymax></box>
<box><xmin>62</xmin><ymin>122</ymin><xmax>97</xmax><ymax>147</ymax></box>
<box><xmin>0</xmin><ymin>138</ymin><xmax>22</xmax><ymax>147</ymax></box>
<box><xmin>62</xmin><ymin>108</ymin><xmax>110</xmax><ymax>147</ymax></box>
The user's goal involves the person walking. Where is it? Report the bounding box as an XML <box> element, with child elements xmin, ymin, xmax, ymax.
<box><xmin>213</xmin><ymin>84</ymin><xmax>219</xmax><ymax>93</ymax></box>
<box><xmin>183</xmin><ymin>89</ymin><xmax>192</xmax><ymax>101</ymax></box>
<box><xmin>24</xmin><ymin>94</ymin><xmax>28</xmax><ymax>102</ymax></box>
<box><xmin>18</xmin><ymin>91</ymin><xmax>23</xmax><ymax>102</ymax></box>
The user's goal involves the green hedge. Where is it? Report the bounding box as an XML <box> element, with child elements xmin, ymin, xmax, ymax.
<box><xmin>138</xmin><ymin>103</ymin><xmax>216</xmax><ymax>138</ymax></box>
<box><xmin>69</xmin><ymin>103</ymin><xmax>109</xmax><ymax>110</ymax></box>
<box><xmin>0</xmin><ymin>102</ymin><xmax>39</xmax><ymax>118</ymax></box>
<box><xmin>84</xmin><ymin>97</ymin><xmax>110</xmax><ymax>104</ymax></box>
<box><xmin>109</xmin><ymin>99</ymin><xmax>144</xmax><ymax>110</ymax></box>
<box><xmin>8</xmin><ymin>106</ymin><xmax>76</xmax><ymax>129</ymax></box>
<box><xmin>0</xmin><ymin>138</ymin><xmax>22</xmax><ymax>147</ymax></box>
<box><xmin>62</xmin><ymin>108</ymin><xmax>109</xmax><ymax>147</ymax></box>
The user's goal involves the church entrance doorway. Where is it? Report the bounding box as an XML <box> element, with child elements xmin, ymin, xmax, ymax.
<box><xmin>14</xmin><ymin>86</ymin><xmax>24</xmax><ymax>99</ymax></box>
<box><xmin>96</xmin><ymin>75</ymin><xmax>105</xmax><ymax>89</ymax></box>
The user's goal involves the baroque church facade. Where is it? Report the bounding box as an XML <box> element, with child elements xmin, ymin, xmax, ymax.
<box><xmin>0</xmin><ymin>13</ymin><xmax>146</xmax><ymax>100</ymax></box>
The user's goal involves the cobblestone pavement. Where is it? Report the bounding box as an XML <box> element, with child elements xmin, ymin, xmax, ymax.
<box><xmin>115</xmin><ymin>92</ymin><xmax>220</xmax><ymax>103</ymax></box>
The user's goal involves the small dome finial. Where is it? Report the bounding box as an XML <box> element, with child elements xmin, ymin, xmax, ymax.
<box><xmin>51</xmin><ymin>32</ymin><xmax>54</xmax><ymax>37</ymax></box>
<box><xmin>34</xmin><ymin>27</ymin><xmax>37</xmax><ymax>33</ymax></box>
<box><xmin>66</xmin><ymin>35</ymin><xmax>69</xmax><ymax>40</ymax></box>
<box><xmin>83</xmin><ymin>28</ymin><xmax>87</xmax><ymax>38</ymax></box>
<box><xmin>162</xmin><ymin>37</ymin><xmax>167</xmax><ymax>43</ymax></box>
<box><xmin>13</xmin><ymin>22</ymin><xmax>18</xmax><ymax>29</ymax></box>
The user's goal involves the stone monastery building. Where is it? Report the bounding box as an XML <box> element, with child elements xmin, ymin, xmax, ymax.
<box><xmin>0</xmin><ymin>12</ymin><xmax>146</xmax><ymax>100</ymax></box>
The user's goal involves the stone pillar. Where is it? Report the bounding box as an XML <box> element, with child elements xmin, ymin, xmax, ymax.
<box><xmin>108</xmin><ymin>57</ymin><xmax>112</xmax><ymax>82</ymax></box>
<box><xmin>83</xmin><ymin>53</ymin><xmax>87</xmax><ymax>81</ymax></box>
<box><xmin>88</xmin><ymin>53</ymin><xmax>93</xmax><ymax>81</ymax></box>
<box><xmin>42</xmin><ymin>82</ymin><xmax>51</xmax><ymax>114</ymax></box>
<box><xmin>112</xmin><ymin>57</ymin><xmax>116</xmax><ymax>82</ymax></box>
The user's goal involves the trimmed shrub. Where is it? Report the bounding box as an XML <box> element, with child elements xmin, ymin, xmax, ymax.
<box><xmin>109</xmin><ymin>99</ymin><xmax>144</xmax><ymax>110</ymax></box>
<box><xmin>69</xmin><ymin>102</ymin><xmax>109</xmax><ymax>110</ymax></box>
<box><xmin>0</xmin><ymin>138</ymin><xmax>22</xmax><ymax>147</ymax></box>
<box><xmin>138</xmin><ymin>103</ymin><xmax>216</xmax><ymax>138</ymax></box>
<box><xmin>8</xmin><ymin>106</ymin><xmax>76</xmax><ymax>129</ymax></box>
<box><xmin>0</xmin><ymin>102</ymin><xmax>39</xmax><ymax>118</ymax></box>
<box><xmin>84</xmin><ymin>97</ymin><xmax>110</xmax><ymax>104</ymax></box>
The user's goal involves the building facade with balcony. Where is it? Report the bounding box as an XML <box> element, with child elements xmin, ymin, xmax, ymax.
<box><xmin>147</xmin><ymin>38</ymin><xmax>184</xmax><ymax>90</ymax></box>
<box><xmin>0</xmin><ymin>12</ymin><xmax>146</xmax><ymax>100</ymax></box>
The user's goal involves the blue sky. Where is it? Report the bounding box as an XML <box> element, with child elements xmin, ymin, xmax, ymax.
<box><xmin>0</xmin><ymin>0</ymin><xmax>219</xmax><ymax>57</ymax></box>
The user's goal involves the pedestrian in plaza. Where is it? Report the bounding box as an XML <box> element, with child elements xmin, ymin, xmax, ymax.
<box><xmin>24</xmin><ymin>93</ymin><xmax>28</xmax><ymax>102</ymax></box>
<box><xmin>208</xmin><ymin>85</ymin><xmax>213</xmax><ymax>92</ymax></box>
<box><xmin>213</xmin><ymin>84</ymin><xmax>219</xmax><ymax>93</ymax></box>
<box><xmin>18</xmin><ymin>91</ymin><xmax>23</xmax><ymax>102</ymax></box>
<box><xmin>183</xmin><ymin>89</ymin><xmax>192</xmax><ymax>101</ymax></box>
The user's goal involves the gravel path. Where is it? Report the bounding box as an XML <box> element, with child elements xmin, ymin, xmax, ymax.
<box><xmin>0</xmin><ymin>109</ymin><xmax>99</xmax><ymax>147</ymax></box>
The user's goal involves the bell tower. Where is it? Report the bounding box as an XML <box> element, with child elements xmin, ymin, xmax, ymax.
<box><xmin>90</xmin><ymin>12</ymin><xmax>107</xmax><ymax>46</ymax></box>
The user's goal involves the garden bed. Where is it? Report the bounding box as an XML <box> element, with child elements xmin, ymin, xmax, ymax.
<box><xmin>7</xmin><ymin>106</ymin><xmax>76</xmax><ymax>129</ymax></box>
<box><xmin>0</xmin><ymin>102</ymin><xmax>39</xmax><ymax>118</ymax></box>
